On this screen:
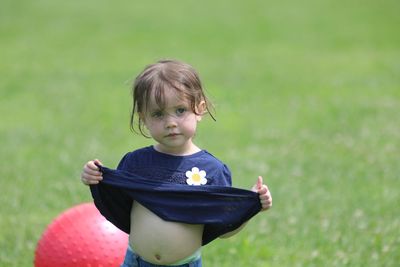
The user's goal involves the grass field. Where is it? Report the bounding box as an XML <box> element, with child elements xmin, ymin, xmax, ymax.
<box><xmin>1</xmin><ymin>0</ymin><xmax>399</xmax><ymax>266</ymax></box>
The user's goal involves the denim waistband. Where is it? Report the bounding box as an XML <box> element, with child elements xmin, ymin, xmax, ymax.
<box><xmin>128</xmin><ymin>245</ymin><xmax>202</xmax><ymax>266</ymax></box>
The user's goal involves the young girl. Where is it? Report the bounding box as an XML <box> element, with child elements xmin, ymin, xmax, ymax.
<box><xmin>81</xmin><ymin>59</ymin><xmax>272</xmax><ymax>267</ymax></box>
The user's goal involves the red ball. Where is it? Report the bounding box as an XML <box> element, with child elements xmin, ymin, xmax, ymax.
<box><xmin>34</xmin><ymin>202</ymin><xmax>129</xmax><ymax>267</ymax></box>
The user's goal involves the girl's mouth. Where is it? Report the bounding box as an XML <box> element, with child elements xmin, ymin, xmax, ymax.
<box><xmin>166</xmin><ymin>133</ymin><xmax>180</xmax><ymax>137</ymax></box>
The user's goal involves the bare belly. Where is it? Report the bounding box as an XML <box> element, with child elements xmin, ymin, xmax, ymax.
<box><xmin>129</xmin><ymin>201</ymin><xmax>203</xmax><ymax>265</ymax></box>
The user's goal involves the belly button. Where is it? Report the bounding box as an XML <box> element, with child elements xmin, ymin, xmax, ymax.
<box><xmin>155</xmin><ymin>254</ymin><xmax>161</xmax><ymax>261</ymax></box>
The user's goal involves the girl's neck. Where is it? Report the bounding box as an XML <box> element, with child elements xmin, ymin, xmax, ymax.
<box><xmin>153</xmin><ymin>143</ymin><xmax>201</xmax><ymax>156</ymax></box>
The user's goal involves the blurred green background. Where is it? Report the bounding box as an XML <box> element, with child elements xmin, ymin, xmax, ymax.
<box><xmin>1</xmin><ymin>0</ymin><xmax>399</xmax><ymax>266</ymax></box>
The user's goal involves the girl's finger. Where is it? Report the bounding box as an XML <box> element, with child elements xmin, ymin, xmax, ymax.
<box><xmin>257</xmin><ymin>176</ymin><xmax>263</xmax><ymax>189</ymax></box>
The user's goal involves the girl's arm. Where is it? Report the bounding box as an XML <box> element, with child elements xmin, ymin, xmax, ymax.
<box><xmin>219</xmin><ymin>222</ymin><xmax>248</xmax><ymax>238</ymax></box>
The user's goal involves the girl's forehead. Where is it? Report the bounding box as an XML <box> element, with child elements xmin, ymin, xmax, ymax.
<box><xmin>146</xmin><ymin>87</ymin><xmax>188</xmax><ymax>109</ymax></box>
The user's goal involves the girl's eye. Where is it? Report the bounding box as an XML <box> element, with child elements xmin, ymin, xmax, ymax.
<box><xmin>151</xmin><ymin>111</ymin><xmax>163</xmax><ymax>118</ymax></box>
<box><xmin>176</xmin><ymin>107</ymin><xmax>187</xmax><ymax>116</ymax></box>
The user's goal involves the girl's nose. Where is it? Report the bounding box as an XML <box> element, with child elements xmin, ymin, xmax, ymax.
<box><xmin>165</xmin><ymin>115</ymin><xmax>178</xmax><ymax>128</ymax></box>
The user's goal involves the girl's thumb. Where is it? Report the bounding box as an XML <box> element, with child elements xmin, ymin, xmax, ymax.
<box><xmin>257</xmin><ymin>176</ymin><xmax>263</xmax><ymax>189</ymax></box>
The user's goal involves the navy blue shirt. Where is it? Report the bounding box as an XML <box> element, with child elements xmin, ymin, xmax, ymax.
<box><xmin>117</xmin><ymin>146</ymin><xmax>232</xmax><ymax>186</ymax></box>
<box><xmin>90</xmin><ymin>146</ymin><xmax>261</xmax><ymax>245</ymax></box>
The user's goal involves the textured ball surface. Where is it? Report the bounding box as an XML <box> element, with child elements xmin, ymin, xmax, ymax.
<box><xmin>34</xmin><ymin>202</ymin><xmax>128</xmax><ymax>267</ymax></box>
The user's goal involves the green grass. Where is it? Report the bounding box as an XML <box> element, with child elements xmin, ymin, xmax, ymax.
<box><xmin>1</xmin><ymin>0</ymin><xmax>399</xmax><ymax>266</ymax></box>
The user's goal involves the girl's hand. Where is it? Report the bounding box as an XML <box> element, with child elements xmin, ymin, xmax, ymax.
<box><xmin>251</xmin><ymin>176</ymin><xmax>272</xmax><ymax>211</ymax></box>
<box><xmin>81</xmin><ymin>159</ymin><xmax>103</xmax><ymax>185</ymax></box>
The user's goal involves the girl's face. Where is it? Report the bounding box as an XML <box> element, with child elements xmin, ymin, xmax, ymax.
<box><xmin>141</xmin><ymin>87</ymin><xmax>205</xmax><ymax>155</ymax></box>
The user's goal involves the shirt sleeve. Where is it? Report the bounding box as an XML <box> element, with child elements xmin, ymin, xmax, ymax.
<box><xmin>207</xmin><ymin>163</ymin><xmax>232</xmax><ymax>186</ymax></box>
<box><xmin>116</xmin><ymin>153</ymin><xmax>130</xmax><ymax>170</ymax></box>
<box><xmin>220</xmin><ymin>164</ymin><xmax>232</xmax><ymax>186</ymax></box>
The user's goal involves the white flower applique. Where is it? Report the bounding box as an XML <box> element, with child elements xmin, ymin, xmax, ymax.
<box><xmin>185</xmin><ymin>167</ymin><xmax>207</xmax><ymax>186</ymax></box>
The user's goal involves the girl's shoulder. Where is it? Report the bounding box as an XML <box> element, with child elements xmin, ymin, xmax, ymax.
<box><xmin>116</xmin><ymin>146</ymin><xmax>153</xmax><ymax>170</ymax></box>
<box><xmin>201</xmin><ymin>150</ymin><xmax>227</xmax><ymax>165</ymax></box>
<box><xmin>187</xmin><ymin>150</ymin><xmax>232</xmax><ymax>186</ymax></box>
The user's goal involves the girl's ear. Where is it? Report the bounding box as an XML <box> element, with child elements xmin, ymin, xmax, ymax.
<box><xmin>195</xmin><ymin>100</ymin><xmax>206</xmax><ymax>122</ymax></box>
